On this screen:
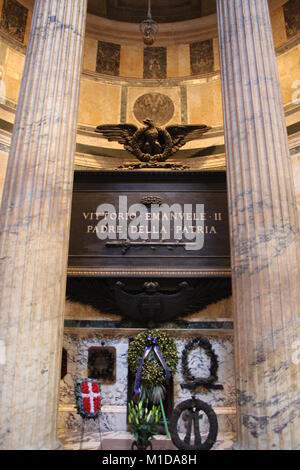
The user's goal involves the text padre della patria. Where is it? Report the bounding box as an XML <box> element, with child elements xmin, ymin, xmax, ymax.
<box><xmin>82</xmin><ymin>196</ymin><xmax>223</xmax><ymax>251</ymax></box>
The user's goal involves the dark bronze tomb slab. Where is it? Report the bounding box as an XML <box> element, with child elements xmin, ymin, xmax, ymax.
<box><xmin>68</xmin><ymin>171</ymin><xmax>231</xmax><ymax>278</ymax></box>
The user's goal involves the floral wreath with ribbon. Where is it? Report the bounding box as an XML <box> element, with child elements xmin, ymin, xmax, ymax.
<box><xmin>128</xmin><ymin>329</ymin><xmax>179</xmax><ymax>395</ymax></box>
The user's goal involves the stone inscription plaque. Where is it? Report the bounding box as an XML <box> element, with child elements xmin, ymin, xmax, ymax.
<box><xmin>68</xmin><ymin>171</ymin><xmax>230</xmax><ymax>277</ymax></box>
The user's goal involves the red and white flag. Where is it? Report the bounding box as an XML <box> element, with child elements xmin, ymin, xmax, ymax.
<box><xmin>75</xmin><ymin>379</ymin><xmax>101</xmax><ymax>419</ymax></box>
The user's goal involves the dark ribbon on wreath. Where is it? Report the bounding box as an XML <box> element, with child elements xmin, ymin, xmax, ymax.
<box><xmin>134</xmin><ymin>334</ymin><xmax>170</xmax><ymax>396</ymax></box>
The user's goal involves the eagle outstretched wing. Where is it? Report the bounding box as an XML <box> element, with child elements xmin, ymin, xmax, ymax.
<box><xmin>95</xmin><ymin>124</ymin><xmax>138</xmax><ymax>145</ymax></box>
<box><xmin>166</xmin><ymin>124</ymin><xmax>211</xmax><ymax>151</ymax></box>
<box><xmin>95</xmin><ymin>122</ymin><xmax>211</xmax><ymax>163</ymax></box>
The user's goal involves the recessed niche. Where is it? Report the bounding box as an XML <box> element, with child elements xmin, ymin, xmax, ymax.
<box><xmin>88</xmin><ymin>347</ymin><xmax>116</xmax><ymax>384</ymax></box>
<box><xmin>61</xmin><ymin>348</ymin><xmax>68</xmax><ymax>380</ymax></box>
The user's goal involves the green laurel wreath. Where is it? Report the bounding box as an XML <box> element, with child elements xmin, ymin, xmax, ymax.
<box><xmin>128</xmin><ymin>329</ymin><xmax>179</xmax><ymax>389</ymax></box>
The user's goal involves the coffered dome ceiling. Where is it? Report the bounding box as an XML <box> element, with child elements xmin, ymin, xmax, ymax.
<box><xmin>17</xmin><ymin>0</ymin><xmax>291</xmax><ymax>45</ymax></box>
<box><xmin>19</xmin><ymin>0</ymin><xmax>290</xmax><ymax>25</ymax></box>
<box><xmin>87</xmin><ymin>0</ymin><xmax>217</xmax><ymax>23</ymax></box>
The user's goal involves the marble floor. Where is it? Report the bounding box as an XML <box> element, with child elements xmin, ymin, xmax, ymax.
<box><xmin>59</xmin><ymin>430</ymin><xmax>235</xmax><ymax>451</ymax></box>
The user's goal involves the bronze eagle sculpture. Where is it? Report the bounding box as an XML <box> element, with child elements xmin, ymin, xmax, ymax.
<box><xmin>96</xmin><ymin>119</ymin><xmax>211</xmax><ymax>163</ymax></box>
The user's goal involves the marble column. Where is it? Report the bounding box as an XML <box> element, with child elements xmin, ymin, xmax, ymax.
<box><xmin>0</xmin><ymin>0</ymin><xmax>87</xmax><ymax>449</ymax></box>
<box><xmin>217</xmin><ymin>0</ymin><xmax>300</xmax><ymax>450</ymax></box>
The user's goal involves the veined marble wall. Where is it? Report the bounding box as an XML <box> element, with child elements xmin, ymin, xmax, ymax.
<box><xmin>77</xmin><ymin>37</ymin><xmax>300</xmax><ymax>129</ymax></box>
<box><xmin>0</xmin><ymin>35</ymin><xmax>25</xmax><ymax>104</ymax></box>
<box><xmin>175</xmin><ymin>337</ymin><xmax>236</xmax><ymax>435</ymax></box>
<box><xmin>60</xmin><ymin>297</ymin><xmax>235</xmax><ymax>436</ymax></box>
<box><xmin>59</xmin><ymin>335</ymin><xmax>129</xmax><ymax>434</ymax></box>
<box><xmin>58</xmin><ymin>328</ymin><xmax>235</xmax><ymax>436</ymax></box>
<box><xmin>1</xmin><ymin>31</ymin><xmax>299</xmax><ymax>132</ymax></box>
<box><xmin>290</xmin><ymin>134</ymin><xmax>300</xmax><ymax>218</ymax></box>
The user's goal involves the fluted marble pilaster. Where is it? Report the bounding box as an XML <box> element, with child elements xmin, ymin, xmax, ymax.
<box><xmin>0</xmin><ymin>0</ymin><xmax>87</xmax><ymax>449</ymax></box>
<box><xmin>217</xmin><ymin>0</ymin><xmax>300</xmax><ymax>449</ymax></box>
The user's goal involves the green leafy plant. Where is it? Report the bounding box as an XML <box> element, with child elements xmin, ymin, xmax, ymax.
<box><xmin>128</xmin><ymin>399</ymin><xmax>162</xmax><ymax>449</ymax></box>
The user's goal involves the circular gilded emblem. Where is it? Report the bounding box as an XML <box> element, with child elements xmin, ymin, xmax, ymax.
<box><xmin>133</xmin><ymin>93</ymin><xmax>175</xmax><ymax>127</ymax></box>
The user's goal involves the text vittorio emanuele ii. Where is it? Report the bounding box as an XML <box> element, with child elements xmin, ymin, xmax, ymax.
<box><xmin>83</xmin><ymin>196</ymin><xmax>222</xmax><ymax>251</ymax></box>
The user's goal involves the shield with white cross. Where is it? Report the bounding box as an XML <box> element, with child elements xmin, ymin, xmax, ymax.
<box><xmin>75</xmin><ymin>379</ymin><xmax>101</xmax><ymax>420</ymax></box>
